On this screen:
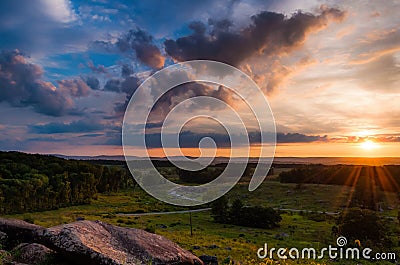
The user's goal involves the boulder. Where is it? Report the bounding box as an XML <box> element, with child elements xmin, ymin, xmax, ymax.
<box><xmin>12</xmin><ymin>243</ymin><xmax>54</xmax><ymax>265</ymax></box>
<box><xmin>0</xmin><ymin>231</ymin><xmax>7</xmax><ymax>244</ymax></box>
<box><xmin>39</xmin><ymin>220</ymin><xmax>203</xmax><ymax>265</ymax></box>
<box><xmin>207</xmin><ymin>245</ymin><xmax>219</xmax><ymax>249</ymax></box>
<box><xmin>199</xmin><ymin>255</ymin><xmax>218</xmax><ymax>265</ymax></box>
<box><xmin>0</xmin><ymin>218</ymin><xmax>45</xmax><ymax>248</ymax></box>
<box><xmin>0</xmin><ymin>218</ymin><xmax>203</xmax><ymax>265</ymax></box>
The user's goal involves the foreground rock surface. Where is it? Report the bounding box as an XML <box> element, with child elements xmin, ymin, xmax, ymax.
<box><xmin>0</xmin><ymin>218</ymin><xmax>44</xmax><ymax>248</ymax></box>
<box><xmin>0</xmin><ymin>218</ymin><xmax>203</xmax><ymax>265</ymax></box>
<box><xmin>39</xmin><ymin>220</ymin><xmax>203</xmax><ymax>265</ymax></box>
<box><xmin>12</xmin><ymin>243</ymin><xmax>54</xmax><ymax>265</ymax></box>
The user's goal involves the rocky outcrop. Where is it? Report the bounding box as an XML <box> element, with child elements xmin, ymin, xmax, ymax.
<box><xmin>12</xmin><ymin>243</ymin><xmax>54</xmax><ymax>265</ymax></box>
<box><xmin>39</xmin><ymin>220</ymin><xmax>203</xmax><ymax>265</ymax></box>
<box><xmin>0</xmin><ymin>218</ymin><xmax>203</xmax><ymax>265</ymax></box>
<box><xmin>0</xmin><ymin>218</ymin><xmax>44</xmax><ymax>248</ymax></box>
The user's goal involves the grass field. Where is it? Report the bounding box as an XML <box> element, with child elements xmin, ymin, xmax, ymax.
<box><xmin>5</xmin><ymin>173</ymin><xmax>399</xmax><ymax>265</ymax></box>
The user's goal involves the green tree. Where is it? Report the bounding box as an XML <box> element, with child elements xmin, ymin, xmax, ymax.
<box><xmin>211</xmin><ymin>196</ymin><xmax>230</xmax><ymax>223</ymax></box>
<box><xmin>229</xmin><ymin>198</ymin><xmax>243</xmax><ymax>225</ymax></box>
<box><xmin>337</xmin><ymin>208</ymin><xmax>391</xmax><ymax>247</ymax></box>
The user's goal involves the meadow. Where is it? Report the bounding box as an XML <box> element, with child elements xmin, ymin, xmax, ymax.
<box><xmin>5</xmin><ymin>168</ymin><xmax>399</xmax><ymax>265</ymax></box>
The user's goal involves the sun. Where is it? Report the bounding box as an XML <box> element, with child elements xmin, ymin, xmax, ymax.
<box><xmin>360</xmin><ymin>140</ymin><xmax>379</xmax><ymax>150</ymax></box>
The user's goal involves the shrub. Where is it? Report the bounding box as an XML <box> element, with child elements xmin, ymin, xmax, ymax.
<box><xmin>211</xmin><ymin>197</ymin><xmax>282</xmax><ymax>229</ymax></box>
<box><xmin>145</xmin><ymin>225</ymin><xmax>155</xmax><ymax>233</ymax></box>
<box><xmin>336</xmin><ymin>208</ymin><xmax>392</xmax><ymax>247</ymax></box>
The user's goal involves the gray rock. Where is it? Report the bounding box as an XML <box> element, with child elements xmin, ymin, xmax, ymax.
<box><xmin>12</xmin><ymin>243</ymin><xmax>54</xmax><ymax>265</ymax></box>
<box><xmin>0</xmin><ymin>231</ymin><xmax>7</xmax><ymax>244</ymax></box>
<box><xmin>199</xmin><ymin>255</ymin><xmax>218</xmax><ymax>265</ymax></box>
<box><xmin>0</xmin><ymin>218</ymin><xmax>45</xmax><ymax>247</ymax></box>
<box><xmin>0</xmin><ymin>231</ymin><xmax>7</xmax><ymax>239</ymax></box>
<box><xmin>207</xmin><ymin>245</ymin><xmax>219</xmax><ymax>249</ymax></box>
<box><xmin>0</xmin><ymin>218</ymin><xmax>203</xmax><ymax>265</ymax></box>
<box><xmin>274</xmin><ymin>232</ymin><xmax>289</xmax><ymax>239</ymax></box>
<box><xmin>39</xmin><ymin>220</ymin><xmax>203</xmax><ymax>265</ymax></box>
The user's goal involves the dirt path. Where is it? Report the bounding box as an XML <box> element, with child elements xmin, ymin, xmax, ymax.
<box><xmin>117</xmin><ymin>208</ymin><xmax>212</xmax><ymax>216</ymax></box>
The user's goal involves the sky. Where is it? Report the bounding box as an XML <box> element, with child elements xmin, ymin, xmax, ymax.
<box><xmin>0</xmin><ymin>0</ymin><xmax>399</xmax><ymax>157</ymax></box>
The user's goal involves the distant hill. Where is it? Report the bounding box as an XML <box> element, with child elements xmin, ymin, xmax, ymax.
<box><xmin>50</xmin><ymin>154</ymin><xmax>400</xmax><ymax>166</ymax></box>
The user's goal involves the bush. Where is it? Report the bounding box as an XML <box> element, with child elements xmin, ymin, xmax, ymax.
<box><xmin>238</xmin><ymin>206</ymin><xmax>281</xmax><ymax>228</ymax></box>
<box><xmin>336</xmin><ymin>208</ymin><xmax>391</xmax><ymax>247</ymax></box>
<box><xmin>211</xmin><ymin>197</ymin><xmax>281</xmax><ymax>229</ymax></box>
<box><xmin>22</xmin><ymin>215</ymin><xmax>35</xmax><ymax>224</ymax></box>
<box><xmin>144</xmin><ymin>225</ymin><xmax>155</xmax><ymax>233</ymax></box>
<box><xmin>307</xmin><ymin>212</ymin><xmax>326</xmax><ymax>222</ymax></box>
<box><xmin>211</xmin><ymin>196</ymin><xmax>230</xmax><ymax>223</ymax></box>
<box><xmin>177</xmin><ymin>167</ymin><xmax>223</xmax><ymax>184</ymax></box>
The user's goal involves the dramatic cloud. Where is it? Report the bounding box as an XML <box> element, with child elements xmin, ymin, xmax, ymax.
<box><xmin>57</xmin><ymin>79</ymin><xmax>91</xmax><ymax>97</ymax></box>
<box><xmin>120</xmin><ymin>76</ymin><xmax>140</xmax><ymax>94</ymax></box>
<box><xmin>108</xmin><ymin>71</ymin><xmax>141</xmax><ymax>115</ymax></box>
<box><xmin>1</xmin><ymin>0</ymin><xmax>399</xmax><ymax>156</ymax></box>
<box><xmin>104</xmin><ymin>75</ymin><xmax>141</xmax><ymax>95</ymax></box>
<box><xmin>118</xmin><ymin>29</ymin><xmax>165</xmax><ymax>68</ymax></box>
<box><xmin>87</xmin><ymin>61</ymin><xmax>108</xmax><ymax>74</ymax></box>
<box><xmin>277</xmin><ymin>132</ymin><xmax>328</xmax><ymax>143</ymax></box>
<box><xmin>164</xmin><ymin>6</ymin><xmax>346</xmax><ymax>66</ymax></box>
<box><xmin>135</xmin><ymin>131</ymin><xmax>328</xmax><ymax>148</ymax></box>
<box><xmin>0</xmin><ymin>0</ymin><xmax>88</xmax><ymax>55</ymax></box>
<box><xmin>146</xmin><ymin>82</ymin><xmax>237</xmax><ymax>124</ymax></box>
<box><xmin>84</xmin><ymin>76</ymin><xmax>100</xmax><ymax>90</ymax></box>
<box><xmin>144</xmin><ymin>131</ymin><xmax>230</xmax><ymax>148</ymax></box>
<box><xmin>331</xmin><ymin>134</ymin><xmax>400</xmax><ymax>143</ymax></box>
<box><xmin>94</xmin><ymin>29</ymin><xmax>165</xmax><ymax>69</ymax></box>
<box><xmin>121</xmin><ymin>64</ymin><xmax>134</xmax><ymax>78</ymax></box>
<box><xmin>29</xmin><ymin>119</ymin><xmax>105</xmax><ymax>134</ymax></box>
<box><xmin>0</xmin><ymin>50</ymin><xmax>90</xmax><ymax>116</ymax></box>
<box><xmin>249</xmin><ymin>131</ymin><xmax>327</xmax><ymax>144</ymax></box>
<box><xmin>104</xmin><ymin>79</ymin><xmax>121</xmax><ymax>93</ymax></box>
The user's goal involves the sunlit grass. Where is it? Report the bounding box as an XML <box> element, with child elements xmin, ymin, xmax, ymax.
<box><xmin>4</xmin><ymin>178</ymin><xmax>399</xmax><ymax>264</ymax></box>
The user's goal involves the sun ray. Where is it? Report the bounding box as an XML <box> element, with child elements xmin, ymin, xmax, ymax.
<box><xmin>374</xmin><ymin>166</ymin><xmax>398</xmax><ymax>208</ymax></box>
<box><xmin>334</xmin><ymin>166</ymin><xmax>362</xmax><ymax>214</ymax></box>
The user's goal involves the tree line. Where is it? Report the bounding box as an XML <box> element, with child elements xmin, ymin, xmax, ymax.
<box><xmin>0</xmin><ymin>152</ymin><xmax>134</xmax><ymax>214</ymax></box>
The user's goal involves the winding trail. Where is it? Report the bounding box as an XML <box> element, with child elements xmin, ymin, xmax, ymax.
<box><xmin>117</xmin><ymin>207</ymin><xmax>339</xmax><ymax>217</ymax></box>
<box><xmin>277</xmin><ymin>208</ymin><xmax>340</xmax><ymax>215</ymax></box>
<box><xmin>117</xmin><ymin>207</ymin><xmax>396</xmax><ymax>219</ymax></box>
<box><xmin>117</xmin><ymin>208</ymin><xmax>212</xmax><ymax>217</ymax></box>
